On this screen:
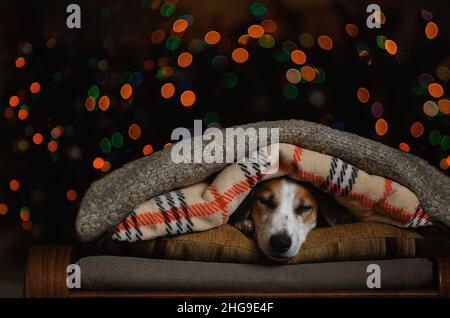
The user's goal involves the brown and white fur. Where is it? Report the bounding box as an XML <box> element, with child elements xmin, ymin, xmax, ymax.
<box><xmin>232</xmin><ymin>177</ymin><xmax>353</xmax><ymax>261</ymax></box>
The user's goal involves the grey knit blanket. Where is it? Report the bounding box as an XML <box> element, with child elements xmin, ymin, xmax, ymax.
<box><xmin>76</xmin><ymin>119</ymin><xmax>450</xmax><ymax>242</ymax></box>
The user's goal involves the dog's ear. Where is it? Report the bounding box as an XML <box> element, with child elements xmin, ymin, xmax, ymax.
<box><xmin>301</xmin><ymin>183</ymin><xmax>340</xmax><ymax>227</ymax></box>
<box><xmin>316</xmin><ymin>193</ymin><xmax>339</xmax><ymax>227</ymax></box>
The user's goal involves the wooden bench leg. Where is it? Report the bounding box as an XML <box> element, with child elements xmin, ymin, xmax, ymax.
<box><xmin>24</xmin><ymin>246</ymin><xmax>72</xmax><ymax>298</ymax></box>
<box><xmin>438</xmin><ymin>257</ymin><xmax>450</xmax><ymax>298</ymax></box>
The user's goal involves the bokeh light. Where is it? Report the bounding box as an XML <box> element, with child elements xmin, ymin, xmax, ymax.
<box><xmin>180</xmin><ymin>90</ymin><xmax>196</xmax><ymax>107</ymax></box>
<box><xmin>317</xmin><ymin>35</ymin><xmax>333</xmax><ymax>51</ymax></box>
<box><xmin>290</xmin><ymin>50</ymin><xmax>306</xmax><ymax>65</ymax></box>
<box><xmin>93</xmin><ymin>157</ymin><xmax>104</xmax><ymax>170</ymax></box>
<box><xmin>173</xmin><ymin>19</ymin><xmax>188</xmax><ymax>33</ymax></box>
<box><xmin>0</xmin><ymin>203</ymin><xmax>8</xmax><ymax>216</ymax></box>
<box><xmin>248</xmin><ymin>24</ymin><xmax>264</xmax><ymax>39</ymax></box>
<box><xmin>428</xmin><ymin>83</ymin><xmax>443</xmax><ymax>98</ymax></box>
<box><xmin>232</xmin><ymin>48</ymin><xmax>249</xmax><ymax>63</ymax></box>
<box><xmin>15</xmin><ymin>57</ymin><xmax>25</xmax><ymax>68</ymax></box>
<box><xmin>345</xmin><ymin>24</ymin><xmax>359</xmax><ymax>38</ymax></box>
<box><xmin>423</xmin><ymin>101</ymin><xmax>438</xmax><ymax>117</ymax></box>
<box><xmin>300</xmin><ymin>65</ymin><xmax>315</xmax><ymax>82</ymax></box>
<box><xmin>120</xmin><ymin>83</ymin><xmax>133</xmax><ymax>99</ymax></box>
<box><xmin>375</xmin><ymin>118</ymin><xmax>388</xmax><ymax>136</ymax></box>
<box><xmin>399</xmin><ymin>142</ymin><xmax>410</xmax><ymax>153</ymax></box>
<box><xmin>9</xmin><ymin>95</ymin><xmax>19</xmax><ymax>107</ymax></box>
<box><xmin>143</xmin><ymin>144</ymin><xmax>154</xmax><ymax>156</ymax></box>
<box><xmin>32</xmin><ymin>133</ymin><xmax>43</xmax><ymax>145</ymax></box>
<box><xmin>410</xmin><ymin>122</ymin><xmax>424</xmax><ymax>138</ymax></box>
<box><xmin>204</xmin><ymin>31</ymin><xmax>221</xmax><ymax>45</ymax></box>
<box><xmin>384</xmin><ymin>40</ymin><xmax>397</xmax><ymax>55</ymax></box>
<box><xmin>261</xmin><ymin>19</ymin><xmax>277</xmax><ymax>33</ymax></box>
<box><xmin>177</xmin><ymin>52</ymin><xmax>193</xmax><ymax>68</ymax></box>
<box><xmin>66</xmin><ymin>189</ymin><xmax>77</xmax><ymax>202</ymax></box>
<box><xmin>10</xmin><ymin>179</ymin><xmax>20</xmax><ymax>191</ymax></box>
<box><xmin>98</xmin><ymin>95</ymin><xmax>110</xmax><ymax>111</ymax></box>
<box><xmin>357</xmin><ymin>87</ymin><xmax>370</xmax><ymax>103</ymax></box>
<box><xmin>425</xmin><ymin>21</ymin><xmax>439</xmax><ymax>39</ymax></box>
<box><xmin>128</xmin><ymin>123</ymin><xmax>142</xmax><ymax>140</ymax></box>
<box><xmin>161</xmin><ymin>83</ymin><xmax>175</xmax><ymax>99</ymax></box>
<box><xmin>286</xmin><ymin>68</ymin><xmax>301</xmax><ymax>84</ymax></box>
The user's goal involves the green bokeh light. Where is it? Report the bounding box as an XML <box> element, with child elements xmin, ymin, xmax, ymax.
<box><xmin>111</xmin><ymin>132</ymin><xmax>124</xmax><ymax>148</ymax></box>
<box><xmin>283</xmin><ymin>83</ymin><xmax>298</xmax><ymax>100</ymax></box>
<box><xmin>100</xmin><ymin>137</ymin><xmax>112</xmax><ymax>154</ymax></box>
<box><xmin>88</xmin><ymin>85</ymin><xmax>100</xmax><ymax>100</ymax></box>
<box><xmin>160</xmin><ymin>2</ymin><xmax>176</xmax><ymax>17</ymax></box>
<box><xmin>429</xmin><ymin>130</ymin><xmax>441</xmax><ymax>146</ymax></box>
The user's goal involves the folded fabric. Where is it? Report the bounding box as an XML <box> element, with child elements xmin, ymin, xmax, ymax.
<box><xmin>77</xmin><ymin>256</ymin><xmax>434</xmax><ymax>291</ymax></box>
<box><xmin>77</xmin><ymin>120</ymin><xmax>450</xmax><ymax>242</ymax></box>
<box><xmin>113</xmin><ymin>143</ymin><xmax>431</xmax><ymax>242</ymax></box>
<box><xmin>106</xmin><ymin>222</ymin><xmax>450</xmax><ymax>264</ymax></box>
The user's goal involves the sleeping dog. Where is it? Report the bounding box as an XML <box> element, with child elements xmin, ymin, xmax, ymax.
<box><xmin>231</xmin><ymin>177</ymin><xmax>354</xmax><ymax>261</ymax></box>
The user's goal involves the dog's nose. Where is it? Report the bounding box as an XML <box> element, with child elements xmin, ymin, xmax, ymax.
<box><xmin>269</xmin><ymin>233</ymin><xmax>292</xmax><ymax>253</ymax></box>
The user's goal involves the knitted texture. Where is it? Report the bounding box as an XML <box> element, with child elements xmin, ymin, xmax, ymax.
<box><xmin>76</xmin><ymin>119</ymin><xmax>450</xmax><ymax>242</ymax></box>
<box><xmin>113</xmin><ymin>143</ymin><xmax>431</xmax><ymax>242</ymax></box>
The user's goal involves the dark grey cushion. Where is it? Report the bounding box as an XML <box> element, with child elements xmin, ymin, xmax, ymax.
<box><xmin>77</xmin><ymin>256</ymin><xmax>434</xmax><ymax>291</ymax></box>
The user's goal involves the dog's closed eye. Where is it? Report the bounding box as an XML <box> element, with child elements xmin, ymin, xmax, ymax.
<box><xmin>256</xmin><ymin>195</ymin><xmax>276</xmax><ymax>209</ymax></box>
<box><xmin>295</xmin><ymin>204</ymin><xmax>312</xmax><ymax>214</ymax></box>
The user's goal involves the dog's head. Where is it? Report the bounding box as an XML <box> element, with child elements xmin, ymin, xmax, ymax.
<box><xmin>249</xmin><ymin>178</ymin><xmax>320</xmax><ymax>261</ymax></box>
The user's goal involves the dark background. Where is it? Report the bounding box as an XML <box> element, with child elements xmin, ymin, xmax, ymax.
<box><xmin>0</xmin><ymin>0</ymin><xmax>448</xmax><ymax>297</ymax></box>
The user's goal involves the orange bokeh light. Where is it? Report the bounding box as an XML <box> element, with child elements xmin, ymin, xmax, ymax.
<box><xmin>300</xmin><ymin>66</ymin><xmax>315</xmax><ymax>82</ymax></box>
<box><xmin>10</xmin><ymin>179</ymin><xmax>20</xmax><ymax>191</ymax></box>
<box><xmin>66</xmin><ymin>189</ymin><xmax>78</xmax><ymax>202</ymax></box>
<box><xmin>204</xmin><ymin>31</ymin><xmax>221</xmax><ymax>45</ymax></box>
<box><xmin>120</xmin><ymin>84</ymin><xmax>133</xmax><ymax>99</ymax></box>
<box><xmin>128</xmin><ymin>123</ymin><xmax>142</xmax><ymax>140</ymax></box>
<box><xmin>9</xmin><ymin>96</ymin><xmax>19</xmax><ymax>107</ymax></box>
<box><xmin>438</xmin><ymin>99</ymin><xmax>450</xmax><ymax>115</ymax></box>
<box><xmin>317</xmin><ymin>35</ymin><xmax>333</xmax><ymax>51</ymax></box>
<box><xmin>172</xmin><ymin>19</ymin><xmax>188</xmax><ymax>33</ymax></box>
<box><xmin>290</xmin><ymin>50</ymin><xmax>306</xmax><ymax>65</ymax></box>
<box><xmin>93</xmin><ymin>157</ymin><xmax>105</xmax><ymax>169</ymax></box>
<box><xmin>98</xmin><ymin>96</ymin><xmax>110</xmax><ymax>111</ymax></box>
<box><xmin>375</xmin><ymin>119</ymin><xmax>388</xmax><ymax>136</ymax></box>
<box><xmin>247</xmin><ymin>24</ymin><xmax>264</xmax><ymax>39</ymax></box>
<box><xmin>238</xmin><ymin>34</ymin><xmax>249</xmax><ymax>46</ymax></box>
<box><xmin>47</xmin><ymin>140</ymin><xmax>58</xmax><ymax>152</ymax></box>
<box><xmin>151</xmin><ymin>29</ymin><xmax>166</xmax><ymax>44</ymax></box>
<box><xmin>425</xmin><ymin>21</ymin><xmax>438</xmax><ymax>39</ymax></box>
<box><xmin>428</xmin><ymin>83</ymin><xmax>444</xmax><ymax>98</ymax></box>
<box><xmin>180</xmin><ymin>90</ymin><xmax>196</xmax><ymax>107</ymax></box>
<box><xmin>410</xmin><ymin>122</ymin><xmax>424</xmax><ymax>138</ymax></box>
<box><xmin>0</xmin><ymin>203</ymin><xmax>8</xmax><ymax>215</ymax></box>
<box><xmin>15</xmin><ymin>57</ymin><xmax>25</xmax><ymax>68</ymax></box>
<box><xmin>399</xmin><ymin>142</ymin><xmax>410</xmax><ymax>153</ymax></box>
<box><xmin>18</xmin><ymin>109</ymin><xmax>28</xmax><ymax>120</ymax></box>
<box><xmin>161</xmin><ymin>83</ymin><xmax>175</xmax><ymax>99</ymax></box>
<box><xmin>260</xmin><ymin>19</ymin><xmax>277</xmax><ymax>33</ymax></box>
<box><xmin>143</xmin><ymin>144</ymin><xmax>154</xmax><ymax>156</ymax></box>
<box><xmin>345</xmin><ymin>24</ymin><xmax>359</xmax><ymax>38</ymax></box>
<box><xmin>177</xmin><ymin>52</ymin><xmax>193</xmax><ymax>68</ymax></box>
<box><xmin>30</xmin><ymin>82</ymin><xmax>41</xmax><ymax>94</ymax></box>
<box><xmin>357</xmin><ymin>87</ymin><xmax>370</xmax><ymax>103</ymax></box>
<box><xmin>85</xmin><ymin>96</ymin><xmax>96</xmax><ymax>111</ymax></box>
<box><xmin>384</xmin><ymin>40</ymin><xmax>397</xmax><ymax>55</ymax></box>
<box><xmin>231</xmin><ymin>48</ymin><xmax>249</xmax><ymax>63</ymax></box>
<box><xmin>32</xmin><ymin>133</ymin><xmax>43</xmax><ymax>145</ymax></box>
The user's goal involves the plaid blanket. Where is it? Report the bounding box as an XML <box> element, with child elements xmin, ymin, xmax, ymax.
<box><xmin>113</xmin><ymin>143</ymin><xmax>431</xmax><ymax>242</ymax></box>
